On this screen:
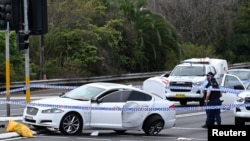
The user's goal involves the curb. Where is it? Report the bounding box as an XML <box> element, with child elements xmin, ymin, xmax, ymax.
<box><xmin>0</xmin><ymin>132</ymin><xmax>21</xmax><ymax>139</ymax></box>
<box><xmin>0</xmin><ymin>117</ymin><xmax>22</xmax><ymax>122</ymax></box>
<box><xmin>0</xmin><ymin>117</ymin><xmax>28</xmax><ymax>139</ymax></box>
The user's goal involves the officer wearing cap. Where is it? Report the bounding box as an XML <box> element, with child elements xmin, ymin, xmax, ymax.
<box><xmin>201</xmin><ymin>72</ymin><xmax>214</xmax><ymax>103</ymax></box>
<box><xmin>205</xmin><ymin>78</ymin><xmax>222</xmax><ymax>126</ymax></box>
<box><xmin>201</xmin><ymin>72</ymin><xmax>214</xmax><ymax>128</ymax></box>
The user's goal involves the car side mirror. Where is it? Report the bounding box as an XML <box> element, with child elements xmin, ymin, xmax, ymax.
<box><xmin>234</xmin><ymin>85</ymin><xmax>244</xmax><ymax>90</ymax></box>
<box><xmin>59</xmin><ymin>92</ymin><xmax>65</xmax><ymax>97</ymax></box>
<box><xmin>91</xmin><ymin>99</ymin><xmax>101</xmax><ymax>104</ymax></box>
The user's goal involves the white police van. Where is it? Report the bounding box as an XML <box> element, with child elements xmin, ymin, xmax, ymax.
<box><xmin>143</xmin><ymin>57</ymin><xmax>228</xmax><ymax>106</ymax></box>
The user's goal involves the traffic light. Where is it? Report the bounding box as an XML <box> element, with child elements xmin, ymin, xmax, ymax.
<box><xmin>0</xmin><ymin>0</ymin><xmax>12</xmax><ymax>30</ymax></box>
<box><xmin>17</xmin><ymin>31</ymin><xmax>29</xmax><ymax>51</ymax></box>
<box><xmin>0</xmin><ymin>0</ymin><xmax>20</xmax><ymax>31</ymax></box>
<box><xmin>28</xmin><ymin>0</ymin><xmax>48</xmax><ymax>35</ymax></box>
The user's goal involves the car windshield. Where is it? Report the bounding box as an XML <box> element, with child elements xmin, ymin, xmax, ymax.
<box><xmin>228</xmin><ymin>70</ymin><xmax>250</xmax><ymax>81</ymax></box>
<box><xmin>62</xmin><ymin>85</ymin><xmax>105</xmax><ymax>100</ymax></box>
<box><xmin>170</xmin><ymin>66</ymin><xmax>205</xmax><ymax>76</ymax></box>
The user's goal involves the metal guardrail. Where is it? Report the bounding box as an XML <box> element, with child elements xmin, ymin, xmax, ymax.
<box><xmin>1</xmin><ymin>62</ymin><xmax>250</xmax><ymax>89</ymax></box>
<box><xmin>0</xmin><ymin>71</ymin><xmax>169</xmax><ymax>89</ymax></box>
<box><xmin>228</xmin><ymin>62</ymin><xmax>250</xmax><ymax>69</ymax></box>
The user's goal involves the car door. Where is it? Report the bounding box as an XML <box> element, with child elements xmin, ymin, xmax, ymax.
<box><xmin>220</xmin><ymin>74</ymin><xmax>246</xmax><ymax>107</ymax></box>
<box><xmin>122</xmin><ymin>91</ymin><xmax>153</xmax><ymax>128</ymax></box>
<box><xmin>90</xmin><ymin>90</ymin><xmax>127</xmax><ymax>129</ymax></box>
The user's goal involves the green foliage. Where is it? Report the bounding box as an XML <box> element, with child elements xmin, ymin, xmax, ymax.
<box><xmin>3</xmin><ymin>0</ymin><xmax>242</xmax><ymax>82</ymax></box>
<box><xmin>37</xmin><ymin>0</ymin><xmax>127</xmax><ymax>78</ymax></box>
<box><xmin>180</xmin><ymin>43</ymin><xmax>218</xmax><ymax>59</ymax></box>
<box><xmin>119</xmin><ymin>0</ymin><xmax>181</xmax><ymax>72</ymax></box>
<box><xmin>0</xmin><ymin>32</ymin><xmax>25</xmax><ymax>82</ymax></box>
<box><xmin>231</xmin><ymin>0</ymin><xmax>250</xmax><ymax>63</ymax></box>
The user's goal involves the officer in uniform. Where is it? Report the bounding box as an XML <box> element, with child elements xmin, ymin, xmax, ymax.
<box><xmin>204</xmin><ymin>77</ymin><xmax>222</xmax><ymax>126</ymax></box>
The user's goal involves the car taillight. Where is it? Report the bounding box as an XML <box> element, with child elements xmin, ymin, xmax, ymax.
<box><xmin>169</xmin><ymin>104</ymin><xmax>175</xmax><ymax>110</ymax></box>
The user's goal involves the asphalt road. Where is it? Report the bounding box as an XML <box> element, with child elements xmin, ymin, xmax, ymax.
<box><xmin>0</xmin><ymin>110</ymin><xmax>238</xmax><ymax>141</ymax></box>
<box><xmin>0</xmin><ymin>88</ymin><xmax>246</xmax><ymax>140</ymax></box>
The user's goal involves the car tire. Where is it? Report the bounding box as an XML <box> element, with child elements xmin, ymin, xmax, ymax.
<box><xmin>142</xmin><ymin>115</ymin><xmax>164</xmax><ymax>136</ymax></box>
<box><xmin>235</xmin><ymin>117</ymin><xmax>245</xmax><ymax>125</ymax></box>
<box><xmin>59</xmin><ymin>112</ymin><xmax>83</xmax><ymax>135</ymax></box>
<box><xmin>114</xmin><ymin>130</ymin><xmax>127</xmax><ymax>134</ymax></box>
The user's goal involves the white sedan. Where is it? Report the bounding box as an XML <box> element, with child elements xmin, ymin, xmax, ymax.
<box><xmin>22</xmin><ymin>82</ymin><xmax>176</xmax><ymax>135</ymax></box>
<box><xmin>221</xmin><ymin>73</ymin><xmax>250</xmax><ymax>125</ymax></box>
<box><xmin>234</xmin><ymin>90</ymin><xmax>250</xmax><ymax>125</ymax></box>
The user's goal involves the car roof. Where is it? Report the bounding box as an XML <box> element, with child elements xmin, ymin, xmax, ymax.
<box><xmin>177</xmin><ymin>63</ymin><xmax>209</xmax><ymax>66</ymax></box>
<box><xmin>86</xmin><ymin>82</ymin><xmax>139</xmax><ymax>90</ymax></box>
<box><xmin>228</xmin><ymin>69</ymin><xmax>250</xmax><ymax>72</ymax></box>
<box><xmin>86</xmin><ymin>82</ymin><xmax>165</xmax><ymax>98</ymax></box>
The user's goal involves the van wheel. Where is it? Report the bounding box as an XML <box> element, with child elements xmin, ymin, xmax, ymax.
<box><xmin>180</xmin><ymin>100</ymin><xmax>187</xmax><ymax>105</ymax></box>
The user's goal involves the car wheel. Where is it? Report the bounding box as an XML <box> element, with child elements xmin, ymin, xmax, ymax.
<box><xmin>59</xmin><ymin>112</ymin><xmax>83</xmax><ymax>135</ymax></box>
<box><xmin>142</xmin><ymin>115</ymin><xmax>164</xmax><ymax>136</ymax></box>
<box><xmin>235</xmin><ymin>117</ymin><xmax>245</xmax><ymax>125</ymax></box>
<box><xmin>114</xmin><ymin>130</ymin><xmax>127</xmax><ymax>134</ymax></box>
<box><xmin>180</xmin><ymin>100</ymin><xmax>187</xmax><ymax>105</ymax></box>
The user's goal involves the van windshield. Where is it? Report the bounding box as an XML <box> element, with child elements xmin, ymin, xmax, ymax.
<box><xmin>170</xmin><ymin>66</ymin><xmax>205</xmax><ymax>76</ymax></box>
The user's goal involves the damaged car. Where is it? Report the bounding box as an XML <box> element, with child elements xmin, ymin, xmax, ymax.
<box><xmin>22</xmin><ymin>82</ymin><xmax>176</xmax><ymax>135</ymax></box>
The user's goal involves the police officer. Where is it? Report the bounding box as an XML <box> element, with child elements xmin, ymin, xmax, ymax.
<box><xmin>204</xmin><ymin>77</ymin><xmax>222</xmax><ymax>126</ymax></box>
<box><xmin>201</xmin><ymin>72</ymin><xmax>214</xmax><ymax>128</ymax></box>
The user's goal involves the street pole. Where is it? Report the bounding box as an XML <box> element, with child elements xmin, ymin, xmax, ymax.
<box><xmin>5</xmin><ymin>22</ymin><xmax>10</xmax><ymax>117</ymax></box>
<box><xmin>24</xmin><ymin>0</ymin><xmax>30</xmax><ymax>103</ymax></box>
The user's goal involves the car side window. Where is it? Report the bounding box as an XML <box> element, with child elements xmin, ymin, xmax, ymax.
<box><xmin>100</xmin><ymin>90</ymin><xmax>152</xmax><ymax>102</ymax></box>
<box><xmin>127</xmin><ymin>91</ymin><xmax>152</xmax><ymax>101</ymax></box>
<box><xmin>224</xmin><ymin>75</ymin><xmax>243</xmax><ymax>89</ymax></box>
<box><xmin>101</xmin><ymin>91</ymin><xmax>130</xmax><ymax>102</ymax></box>
<box><xmin>247</xmin><ymin>83</ymin><xmax>250</xmax><ymax>90</ymax></box>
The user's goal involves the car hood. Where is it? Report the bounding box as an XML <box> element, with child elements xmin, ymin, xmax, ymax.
<box><xmin>238</xmin><ymin>91</ymin><xmax>250</xmax><ymax>98</ymax></box>
<box><xmin>168</xmin><ymin>76</ymin><xmax>205</xmax><ymax>83</ymax></box>
<box><xmin>30</xmin><ymin>96</ymin><xmax>89</xmax><ymax>106</ymax></box>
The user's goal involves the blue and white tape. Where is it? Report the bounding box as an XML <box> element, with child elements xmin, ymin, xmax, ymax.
<box><xmin>0</xmin><ymin>99</ymin><xmax>249</xmax><ymax>111</ymax></box>
<box><xmin>0</xmin><ymin>84</ymin><xmax>248</xmax><ymax>111</ymax></box>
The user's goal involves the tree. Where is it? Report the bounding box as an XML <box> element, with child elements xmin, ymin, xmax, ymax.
<box><xmin>0</xmin><ymin>32</ymin><xmax>25</xmax><ymax>82</ymax></box>
<box><xmin>30</xmin><ymin>0</ymin><xmax>125</xmax><ymax>78</ymax></box>
<box><xmin>119</xmin><ymin>0</ymin><xmax>181</xmax><ymax>71</ymax></box>
<box><xmin>231</xmin><ymin>0</ymin><xmax>250</xmax><ymax>63</ymax></box>
<box><xmin>158</xmin><ymin>0</ymin><xmax>243</xmax><ymax>62</ymax></box>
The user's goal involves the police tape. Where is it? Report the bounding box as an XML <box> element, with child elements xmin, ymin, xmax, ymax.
<box><xmin>0</xmin><ymin>100</ymin><xmax>249</xmax><ymax>111</ymax></box>
<box><xmin>0</xmin><ymin>84</ymin><xmax>244</xmax><ymax>95</ymax></box>
<box><xmin>0</xmin><ymin>84</ymin><xmax>246</xmax><ymax>112</ymax></box>
<box><xmin>165</xmin><ymin>86</ymin><xmax>243</xmax><ymax>94</ymax></box>
<box><xmin>0</xmin><ymin>84</ymin><xmax>77</xmax><ymax>95</ymax></box>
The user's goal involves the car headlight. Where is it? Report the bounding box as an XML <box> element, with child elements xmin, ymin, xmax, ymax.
<box><xmin>236</xmin><ymin>96</ymin><xmax>244</xmax><ymax>103</ymax></box>
<box><xmin>193</xmin><ymin>81</ymin><xmax>203</xmax><ymax>86</ymax></box>
<box><xmin>42</xmin><ymin>108</ymin><xmax>64</xmax><ymax>113</ymax></box>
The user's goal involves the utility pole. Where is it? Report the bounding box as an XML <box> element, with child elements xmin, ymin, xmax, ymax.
<box><xmin>23</xmin><ymin>0</ymin><xmax>30</xmax><ymax>103</ymax></box>
<box><xmin>0</xmin><ymin>0</ymin><xmax>14</xmax><ymax>117</ymax></box>
<box><xmin>40</xmin><ymin>35</ymin><xmax>45</xmax><ymax>80</ymax></box>
<box><xmin>5</xmin><ymin>22</ymin><xmax>10</xmax><ymax>116</ymax></box>
<box><xmin>0</xmin><ymin>0</ymin><xmax>47</xmax><ymax>116</ymax></box>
